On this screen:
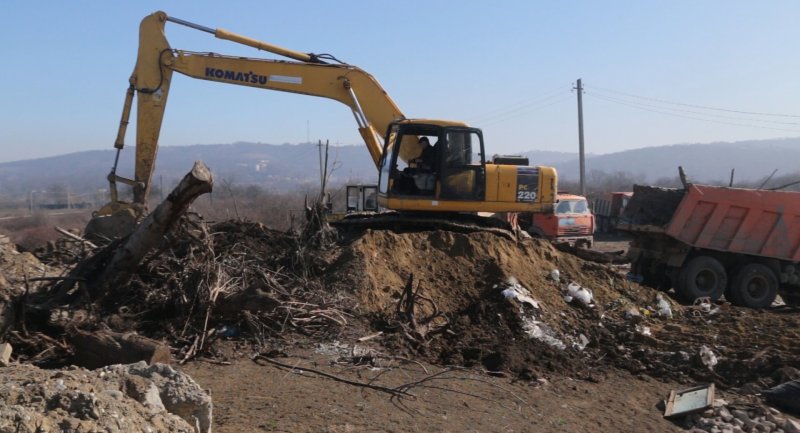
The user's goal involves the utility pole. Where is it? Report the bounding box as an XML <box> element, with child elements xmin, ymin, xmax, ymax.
<box><xmin>575</xmin><ymin>78</ymin><xmax>586</xmax><ymax>196</ymax></box>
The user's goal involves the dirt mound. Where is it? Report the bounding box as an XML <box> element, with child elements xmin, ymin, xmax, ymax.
<box><xmin>328</xmin><ymin>229</ymin><xmax>666</xmax><ymax>376</ymax></box>
<box><xmin>328</xmin><ymin>228</ymin><xmax>799</xmax><ymax>386</ymax></box>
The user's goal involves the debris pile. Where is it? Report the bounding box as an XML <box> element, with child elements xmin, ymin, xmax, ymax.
<box><xmin>1</xmin><ymin>216</ymin><xmax>799</xmax><ymax>431</ymax></box>
<box><xmin>0</xmin><ymin>361</ymin><xmax>211</xmax><ymax>433</ymax></box>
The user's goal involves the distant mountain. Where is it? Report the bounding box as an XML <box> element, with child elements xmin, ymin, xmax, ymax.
<box><xmin>553</xmin><ymin>138</ymin><xmax>800</xmax><ymax>183</ymax></box>
<box><xmin>0</xmin><ymin>142</ymin><xmax>376</xmax><ymax>196</ymax></box>
<box><xmin>1</xmin><ymin>138</ymin><xmax>798</xmax><ymax>196</ymax></box>
<box><xmin>518</xmin><ymin>150</ymin><xmax>579</xmax><ymax>166</ymax></box>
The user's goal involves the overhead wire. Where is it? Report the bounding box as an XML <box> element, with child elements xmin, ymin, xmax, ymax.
<box><xmin>585</xmin><ymin>92</ymin><xmax>800</xmax><ymax>133</ymax></box>
<box><xmin>586</xmin><ymin>84</ymin><xmax>800</xmax><ymax>118</ymax></box>
<box><xmin>585</xmin><ymin>92</ymin><xmax>800</xmax><ymax>126</ymax></box>
<box><xmin>479</xmin><ymin>95</ymin><xmax>572</xmax><ymax>127</ymax></box>
<box><xmin>467</xmin><ymin>87</ymin><xmax>569</xmax><ymax>124</ymax></box>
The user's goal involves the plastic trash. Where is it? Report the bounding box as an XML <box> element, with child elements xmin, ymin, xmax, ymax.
<box><xmin>550</xmin><ymin>269</ymin><xmax>560</xmax><ymax>283</ymax></box>
<box><xmin>656</xmin><ymin>294</ymin><xmax>673</xmax><ymax>318</ymax></box>
<box><xmin>762</xmin><ymin>380</ymin><xmax>800</xmax><ymax>415</ymax></box>
<box><xmin>501</xmin><ymin>277</ymin><xmax>540</xmax><ymax>309</ymax></box>
<box><xmin>521</xmin><ymin>318</ymin><xmax>566</xmax><ymax>350</ymax></box>
<box><xmin>626</xmin><ymin>273</ymin><xmax>645</xmax><ymax>283</ymax></box>
<box><xmin>566</xmin><ymin>282</ymin><xmax>593</xmax><ymax>306</ymax></box>
<box><xmin>699</xmin><ymin>345</ymin><xmax>718</xmax><ymax>370</ymax></box>
<box><xmin>217</xmin><ymin>325</ymin><xmax>238</xmax><ymax>338</ymax></box>
<box><xmin>574</xmin><ymin>334</ymin><xmax>590</xmax><ymax>351</ymax></box>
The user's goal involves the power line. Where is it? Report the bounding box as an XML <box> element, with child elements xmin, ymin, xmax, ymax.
<box><xmin>479</xmin><ymin>95</ymin><xmax>572</xmax><ymax>127</ymax></box>
<box><xmin>586</xmin><ymin>84</ymin><xmax>800</xmax><ymax>118</ymax></box>
<box><xmin>585</xmin><ymin>92</ymin><xmax>800</xmax><ymax>133</ymax></box>
<box><xmin>586</xmin><ymin>92</ymin><xmax>800</xmax><ymax>126</ymax></box>
<box><xmin>467</xmin><ymin>87</ymin><xmax>569</xmax><ymax>124</ymax></box>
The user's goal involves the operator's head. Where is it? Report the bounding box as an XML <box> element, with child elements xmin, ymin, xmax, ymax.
<box><xmin>418</xmin><ymin>136</ymin><xmax>430</xmax><ymax>146</ymax></box>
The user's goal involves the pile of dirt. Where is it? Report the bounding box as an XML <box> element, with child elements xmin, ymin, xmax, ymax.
<box><xmin>5</xmin><ymin>219</ymin><xmax>800</xmax><ymax>390</ymax></box>
<box><xmin>0</xmin><ymin>361</ymin><xmax>211</xmax><ymax>433</ymax></box>
<box><xmin>328</xmin><ymin>229</ymin><xmax>661</xmax><ymax>376</ymax></box>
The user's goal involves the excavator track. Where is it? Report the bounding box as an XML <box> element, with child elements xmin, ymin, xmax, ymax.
<box><xmin>331</xmin><ymin>211</ymin><xmax>516</xmax><ymax>239</ymax></box>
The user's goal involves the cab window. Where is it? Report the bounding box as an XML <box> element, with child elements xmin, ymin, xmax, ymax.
<box><xmin>555</xmin><ymin>199</ymin><xmax>590</xmax><ymax>215</ymax></box>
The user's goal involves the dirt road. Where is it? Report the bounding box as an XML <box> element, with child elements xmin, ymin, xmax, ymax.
<box><xmin>185</xmin><ymin>345</ymin><xmax>683</xmax><ymax>433</ymax></box>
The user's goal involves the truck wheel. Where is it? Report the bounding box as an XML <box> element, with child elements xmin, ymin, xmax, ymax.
<box><xmin>677</xmin><ymin>256</ymin><xmax>727</xmax><ymax>302</ymax></box>
<box><xmin>728</xmin><ymin>264</ymin><xmax>778</xmax><ymax>309</ymax></box>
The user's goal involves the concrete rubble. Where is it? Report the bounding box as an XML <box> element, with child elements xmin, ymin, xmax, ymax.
<box><xmin>0</xmin><ymin>361</ymin><xmax>212</xmax><ymax>433</ymax></box>
<box><xmin>683</xmin><ymin>399</ymin><xmax>800</xmax><ymax>433</ymax></box>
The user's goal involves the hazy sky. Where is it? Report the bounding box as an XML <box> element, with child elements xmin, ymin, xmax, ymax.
<box><xmin>2</xmin><ymin>1</ymin><xmax>799</xmax><ymax>163</ymax></box>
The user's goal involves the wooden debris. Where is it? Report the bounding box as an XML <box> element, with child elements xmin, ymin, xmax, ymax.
<box><xmin>96</xmin><ymin>161</ymin><xmax>213</xmax><ymax>292</ymax></box>
<box><xmin>70</xmin><ymin>329</ymin><xmax>171</xmax><ymax>369</ymax></box>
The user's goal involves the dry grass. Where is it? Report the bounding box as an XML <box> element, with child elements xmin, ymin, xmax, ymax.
<box><xmin>0</xmin><ymin>210</ymin><xmax>91</xmax><ymax>251</ymax></box>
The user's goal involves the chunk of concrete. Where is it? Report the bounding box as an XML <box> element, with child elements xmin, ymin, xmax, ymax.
<box><xmin>104</xmin><ymin>362</ymin><xmax>212</xmax><ymax>433</ymax></box>
<box><xmin>0</xmin><ymin>342</ymin><xmax>11</xmax><ymax>366</ymax></box>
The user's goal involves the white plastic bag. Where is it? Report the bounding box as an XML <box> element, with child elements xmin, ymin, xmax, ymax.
<box><xmin>656</xmin><ymin>294</ymin><xmax>673</xmax><ymax>318</ymax></box>
<box><xmin>566</xmin><ymin>282</ymin><xmax>593</xmax><ymax>306</ymax></box>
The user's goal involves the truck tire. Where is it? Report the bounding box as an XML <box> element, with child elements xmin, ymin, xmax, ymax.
<box><xmin>728</xmin><ymin>264</ymin><xmax>778</xmax><ymax>309</ymax></box>
<box><xmin>677</xmin><ymin>256</ymin><xmax>727</xmax><ymax>302</ymax></box>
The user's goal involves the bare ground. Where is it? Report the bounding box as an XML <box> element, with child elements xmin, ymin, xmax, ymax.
<box><xmin>184</xmin><ymin>344</ymin><xmax>684</xmax><ymax>433</ymax></box>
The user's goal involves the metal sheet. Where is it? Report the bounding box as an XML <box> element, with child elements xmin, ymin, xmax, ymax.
<box><xmin>664</xmin><ymin>383</ymin><xmax>715</xmax><ymax>418</ymax></box>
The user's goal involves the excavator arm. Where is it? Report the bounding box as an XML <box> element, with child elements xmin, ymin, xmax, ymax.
<box><xmin>105</xmin><ymin>11</ymin><xmax>403</xmax><ymax>217</ymax></box>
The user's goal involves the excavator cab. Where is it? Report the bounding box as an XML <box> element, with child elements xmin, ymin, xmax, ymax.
<box><xmin>379</xmin><ymin>121</ymin><xmax>486</xmax><ymax>204</ymax></box>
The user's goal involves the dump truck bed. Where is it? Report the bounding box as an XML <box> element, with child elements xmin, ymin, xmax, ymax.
<box><xmin>622</xmin><ymin>184</ymin><xmax>800</xmax><ymax>262</ymax></box>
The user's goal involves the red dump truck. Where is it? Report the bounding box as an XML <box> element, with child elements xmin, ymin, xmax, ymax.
<box><xmin>620</xmin><ymin>184</ymin><xmax>800</xmax><ymax>308</ymax></box>
<box><xmin>593</xmin><ymin>191</ymin><xmax>633</xmax><ymax>233</ymax></box>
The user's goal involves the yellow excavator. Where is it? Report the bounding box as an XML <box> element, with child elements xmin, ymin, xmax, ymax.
<box><xmin>86</xmin><ymin>11</ymin><xmax>557</xmax><ymax>238</ymax></box>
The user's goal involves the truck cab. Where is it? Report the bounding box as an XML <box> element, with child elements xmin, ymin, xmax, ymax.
<box><xmin>520</xmin><ymin>193</ymin><xmax>594</xmax><ymax>248</ymax></box>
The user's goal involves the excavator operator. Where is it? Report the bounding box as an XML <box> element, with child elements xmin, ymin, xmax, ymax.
<box><xmin>413</xmin><ymin>137</ymin><xmax>437</xmax><ymax>171</ymax></box>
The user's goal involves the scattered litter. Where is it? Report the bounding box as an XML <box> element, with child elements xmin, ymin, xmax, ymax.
<box><xmin>521</xmin><ymin>318</ymin><xmax>566</xmax><ymax>350</ymax></box>
<box><xmin>357</xmin><ymin>331</ymin><xmax>384</xmax><ymax>342</ymax></box>
<box><xmin>500</xmin><ymin>277</ymin><xmax>541</xmax><ymax>309</ymax></box>
<box><xmin>564</xmin><ymin>282</ymin><xmax>593</xmax><ymax>307</ymax></box>
<box><xmin>656</xmin><ymin>294</ymin><xmax>673</xmax><ymax>318</ymax></box>
<box><xmin>699</xmin><ymin>345</ymin><xmax>718</xmax><ymax>370</ymax></box>
<box><xmin>763</xmin><ymin>379</ymin><xmax>800</xmax><ymax>415</ymax></box>
<box><xmin>635</xmin><ymin>325</ymin><xmax>652</xmax><ymax>336</ymax></box>
<box><xmin>573</xmin><ymin>334</ymin><xmax>590</xmax><ymax>351</ymax></box>
<box><xmin>315</xmin><ymin>341</ymin><xmax>351</xmax><ymax>357</ymax></box>
<box><xmin>691</xmin><ymin>297</ymin><xmax>720</xmax><ymax>316</ymax></box>
<box><xmin>216</xmin><ymin>325</ymin><xmax>238</xmax><ymax>338</ymax></box>
<box><xmin>549</xmin><ymin>269</ymin><xmax>560</xmax><ymax>283</ymax></box>
<box><xmin>351</xmin><ymin>345</ymin><xmax>374</xmax><ymax>359</ymax></box>
<box><xmin>663</xmin><ymin>383</ymin><xmax>715</xmax><ymax>418</ymax></box>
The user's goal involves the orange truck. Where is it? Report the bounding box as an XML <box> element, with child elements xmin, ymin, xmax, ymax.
<box><xmin>593</xmin><ymin>191</ymin><xmax>633</xmax><ymax>233</ymax></box>
<box><xmin>519</xmin><ymin>193</ymin><xmax>594</xmax><ymax>248</ymax></box>
<box><xmin>621</xmin><ymin>184</ymin><xmax>800</xmax><ymax>308</ymax></box>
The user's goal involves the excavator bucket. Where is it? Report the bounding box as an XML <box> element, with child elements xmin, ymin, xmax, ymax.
<box><xmin>84</xmin><ymin>206</ymin><xmax>138</xmax><ymax>242</ymax></box>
